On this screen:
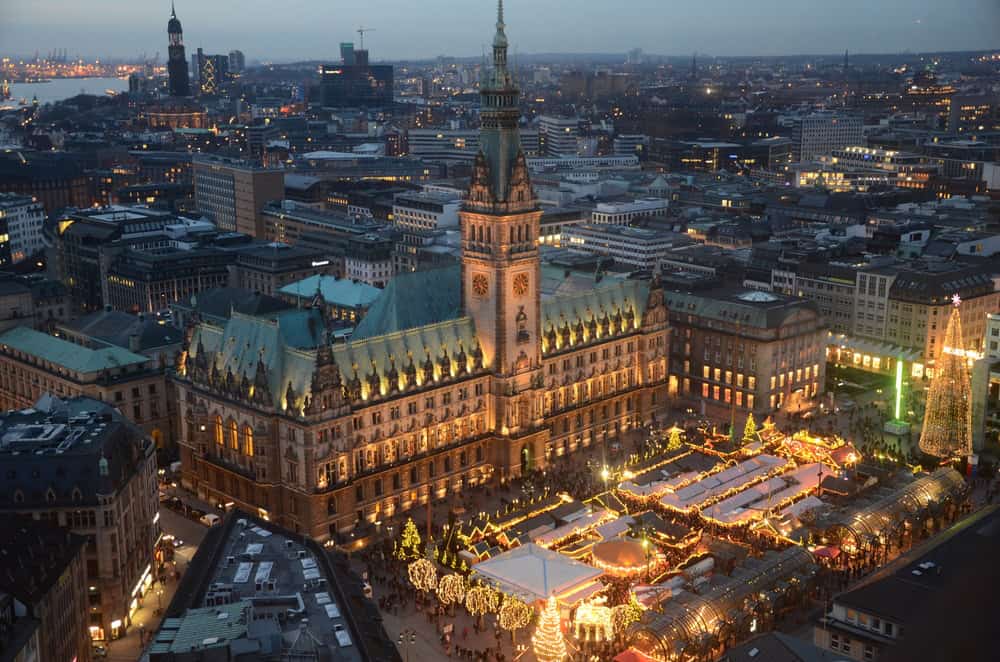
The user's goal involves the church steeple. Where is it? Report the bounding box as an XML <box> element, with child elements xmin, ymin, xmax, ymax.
<box><xmin>167</xmin><ymin>2</ymin><xmax>190</xmax><ymax>97</ymax></box>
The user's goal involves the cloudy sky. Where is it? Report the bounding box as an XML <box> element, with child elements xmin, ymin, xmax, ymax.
<box><xmin>1</xmin><ymin>0</ymin><xmax>998</xmax><ymax>62</ymax></box>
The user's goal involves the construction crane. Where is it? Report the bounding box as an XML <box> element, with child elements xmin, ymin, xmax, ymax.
<box><xmin>357</xmin><ymin>26</ymin><xmax>375</xmax><ymax>50</ymax></box>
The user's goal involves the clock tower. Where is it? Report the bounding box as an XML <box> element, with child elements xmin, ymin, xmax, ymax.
<box><xmin>461</xmin><ymin>1</ymin><xmax>546</xmax><ymax>471</ymax></box>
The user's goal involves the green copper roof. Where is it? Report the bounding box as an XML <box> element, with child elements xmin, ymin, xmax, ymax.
<box><xmin>188</xmin><ymin>310</ymin><xmax>322</xmax><ymax>411</ymax></box>
<box><xmin>541</xmin><ymin>277</ymin><xmax>650</xmax><ymax>334</ymax></box>
<box><xmin>334</xmin><ymin>317</ymin><xmax>479</xmax><ymax>387</ymax></box>
<box><xmin>279</xmin><ymin>275</ymin><xmax>381</xmax><ymax>309</ymax></box>
<box><xmin>0</xmin><ymin>326</ymin><xmax>149</xmax><ymax>374</ymax></box>
<box><xmin>352</xmin><ymin>265</ymin><xmax>462</xmax><ymax>340</ymax></box>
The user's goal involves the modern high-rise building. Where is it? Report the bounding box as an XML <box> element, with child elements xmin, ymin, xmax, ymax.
<box><xmin>192</xmin><ymin>154</ymin><xmax>285</xmax><ymax>236</ymax></box>
<box><xmin>319</xmin><ymin>44</ymin><xmax>393</xmax><ymax>107</ymax></box>
<box><xmin>227</xmin><ymin>49</ymin><xmax>245</xmax><ymax>74</ymax></box>
<box><xmin>538</xmin><ymin>116</ymin><xmax>581</xmax><ymax>157</ymax></box>
<box><xmin>786</xmin><ymin>111</ymin><xmax>863</xmax><ymax>162</ymax></box>
<box><xmin>193</xmin><ymin>48</ymin><xmax>229</xmax><ymax>96</ymax></box>
<box><xmin>166</xmin><ymin>2</ymin><xmax>190</xmax><ymax>97</ymax></box>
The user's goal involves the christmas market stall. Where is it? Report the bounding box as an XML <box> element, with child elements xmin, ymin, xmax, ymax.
<box><xmin>626</xmin><ymin>546</ymin><xmax>817</xmax><ymax>661</ymax></box>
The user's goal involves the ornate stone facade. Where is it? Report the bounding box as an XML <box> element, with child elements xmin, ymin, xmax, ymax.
<box><xmin>171</xmin><ymin>5</ymin><xmax>669</xmax><ymax>541</ymax></box>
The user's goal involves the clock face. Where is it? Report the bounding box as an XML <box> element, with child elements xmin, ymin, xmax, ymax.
<box><xmin>472</xmin><ymin>273</ymin><xmax>489</xmax><ymax>297</ymax></box>
<box><xmin>513</xmin><ymin>273</ymin><xmax>529</xmax><ymax>296</ymax></box>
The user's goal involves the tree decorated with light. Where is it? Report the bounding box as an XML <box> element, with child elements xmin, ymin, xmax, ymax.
<box><xmin>919</xmin><ymin>295</ymin><xmax>973</xmax><ymax>458</ymax></box>
<box><xmin>396</xmin><ymin>517</ymin><xmax>421</xmax><ymax>561</ymax></box>
<box><xmin>533</xmin><ymin>595</ymin><xmax>568</xmax><ymax>662</ymax></box>
<box><xmin>499</xmin><ymin>594</ymin><xmax>532</xmax><ymax>640</ymax></box>
<box><xmin>665</xmin><ymin>425</ymin><xmax>683</xmax><ymax>451</ymax></box>
<box><xmin>611</xmin><ymin>595</ymin><xmax>644</xmax><ymax>636</ymax></box>
<box><xmin>408</xmin><ymin>558</ymin><xmax>437</xmax><ymax>594</ymax></box>
<box><xmin>742</xmin><ymin>412</ymin><xmax>757</xmax><ymax>446</ymax></box>
<box><xmin>437</xmin><ymin>573</ymin><xmax>467</xmax><ymax>607</ymax></box>
<box><xmin>466</xmin><ymin>584</ymin><xmax>500</xmax><ymax>628</ymax></box>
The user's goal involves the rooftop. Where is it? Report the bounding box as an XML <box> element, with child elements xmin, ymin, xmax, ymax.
<box><xmin>0</xmin><ymin>326</ymin><xmax>149</xmax><ymax>374</ymax></box>
<box><xmin>0</xmin><ymin>515</ymin><xmax>86</xmax><ymax>606</ymax></box>
<box><xmin>159</xmin><ymin>511</ymin><xmax>397</xmax><ymax>662</ymax></box>
<box><xmin>279</xmin><ymin>275</ymin><xmax>381</xmax><ymax>310</ymax></box>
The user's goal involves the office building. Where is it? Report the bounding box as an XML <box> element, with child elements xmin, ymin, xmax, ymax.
<box><xmin>0</xmin><ymin>151</ymin><xmax>92</xmax><ymax>215</ymax></box>
<box><xmin>0</xmin><ymin>193</ymin><xmax>45</xmax><ymax>264</ymax></box>
<box><xmin>787</xmin><ymin>112</ymin><xmax>863</xmax><ymax>162</ymax></box>
<box><xmin>591</xmin><ymin>198</ymin><xmax>669</xmax><ymax>225</ymax></box>
<box><xmin>0</xmin><ymin>516</ymin><xmax>90</xmax><ymax>662</ymax></box>
<box><xmin>0</xmin><ymin>397</ymin><xmax>159</xmax><ymax>643</ymax></box>
<box><xmin>392</xmin><ymin>187</ymin><xmax>462</xmax><ymax>231</ymax></box>
<box><xmin>192</xmin><ymin>48</ymin><xmax>229</xmax><ymax>96</ymax></box>
<box><xmin>666</xmin><ymin>287</ymin><xmax>826</xmax><ymax>418</ymax></box>
<box><xmin>538</xmin><ymin>116</ymin><xmax>581</xmax><ymax>157</ymax></box>
<box><xmin>0</xmin><ymin>324</ymin><xmax>174</xmax><ymax>447</ymax></box>
<box><xmin>192</xmin><ymin>154</ymin><xmax>285</xmax><ymax>236</ymax></box>
<box><xmin>408</xmin><ymin>129</ymin><xmax>540</xmax><ymax>164</ymax></box>
<box><xmin>947</xmin><ymin>94</ymin><xmax>999</xmax><ymax>133</ymax></box>
<box><xmin>166</xmin><ymin>4</ymin><xmax>190</xmax><ymax>97</ymax></box>
<box><xmin>228</xmin><ymin>241</ymin><xmax>334</xmax><ymax>296</ymax></box>
<box><xmin>151</xmin><ymin>511</ymin><xmax>398</xmax><ymax>662</ymax></box>
<box><xmin>319</xmin><ymin>53</ymin><xmax>393</xmax><ymax>108</ymax></box>
<box><xmin>227</xmin><ymin>49</ymin><xmax>245</xmax><ymax>74</ymax></box>
<box><xmin>171</xmin><ymin>5</ymin><xmax>669</xmax><ymax>541</ymax></box>
<box><xmin>563</xmin><ymin>224</ymin><xmax>687</xmax><ymax>271</ymax></box>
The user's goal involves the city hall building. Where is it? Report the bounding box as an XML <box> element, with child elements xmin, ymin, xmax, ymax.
<box><xmin>172</xmin><ymin>6</ymin><xmax>670</xmax><ymax>541</ymax></box>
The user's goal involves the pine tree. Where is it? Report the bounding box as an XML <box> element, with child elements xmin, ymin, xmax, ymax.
<box><xmin>919</xmin><ymin>299</ymin><xmax>972</xmax><ymax>458</ymax></box>
<box><xmin>742</xmin><ymin>412</ymin><xmax>757</xmax><ymax>446</ymax></box>
<box><xmin>666</xmin><ymin>426</ymin><xmax>683</xmax><ymax>451</ymax></box>
<box><xmin>532</xmin><ymin>595</ymin><xmax>567</xmax><ymax>662</ymax></box>
<box><xmin>396</xmin><ymin>517</ymin><xmax>421</xmax><ymax>561</ymax></box>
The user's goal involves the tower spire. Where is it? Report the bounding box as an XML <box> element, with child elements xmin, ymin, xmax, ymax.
<box><xmin>171</xmin><ymin>0</ymin><xmax>176</xmax><ymax>18</ymax></box>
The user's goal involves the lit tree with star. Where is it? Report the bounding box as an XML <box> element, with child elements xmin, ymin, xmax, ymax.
<box><xmin>919</xmin><ymin>295</ymin><xmax>972</xmax><ymax>458</ymax></box>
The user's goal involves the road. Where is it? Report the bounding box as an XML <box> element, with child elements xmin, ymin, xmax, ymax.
<box><xmin>102</xmin><ymin>503</ymin><xmax>209</xmax><ymax>662</ymax></box>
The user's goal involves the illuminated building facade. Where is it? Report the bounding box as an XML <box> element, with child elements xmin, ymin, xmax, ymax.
<box><xmin>172</xmin><ymin>5</ymin><xmax>670</xmax><ymax>541</ymax></box>
<box><xmin>666</xmin><ymin>288</ymin><xmax>826</xmax><ymax>418</ymax></box>
<box><xmin>0</xmin><ymin>397</ymin><xmax>159</xmax><ymax>643</ymax></box>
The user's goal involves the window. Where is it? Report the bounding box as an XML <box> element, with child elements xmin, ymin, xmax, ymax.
<box><xmin>214</xmin><ymin>416</ymin><xmax>223</xmax><ymax>446</ymax></box>
<box><xmin>244</xmin><ymin>426</ymin><xmax>254</xmax><ymax>456</ymax></box>
<box><xmin>228</xmin><ymin>420</ymin><xmax>238</xmax><ymax>450</ymax></box>
<box><xmin>355</xmin><ymin>484</ymin><xmax>364</xmax><ymax>501</ymax></box>
<box><xmin>410</xmin><ymin>466</ymin><xmax>418</xmax><ymax>484</ymax></box>
<box><xmin>863</xmin><ymin>645</ymin><xmax>875</xmax><ymax>661</ymax></box>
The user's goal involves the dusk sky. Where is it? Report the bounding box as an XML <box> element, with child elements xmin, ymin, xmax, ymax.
<box><xmin>2</xmin><ymin>0</ymin><xmax>998</xmax><ymax>62</ymax></box>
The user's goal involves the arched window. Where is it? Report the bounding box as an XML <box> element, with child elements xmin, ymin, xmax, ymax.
<box><xmin>214</xmin><ymin>416</ymin><xmax>223</xmax><ymax>446</ymax></box>
<box><xmin>228</xmin><ymin>419</ymin><xmax>238</xmax><ymax>450</ymax></box>
<box><xmin>244</xmin><ymin>425</ymin><xmax>254</xmax><ymax>457</ymax></box>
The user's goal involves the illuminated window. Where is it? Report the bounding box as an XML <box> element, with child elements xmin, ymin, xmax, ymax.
<box><xmin>214</xmin><ymin>416</ymin><xmax>223</xmax><ymax>446</ymax></box>
<box><xmin>244</xmin><ymin>425</ymin><xmax>254</xmax><ymax>457</ymax></box>
<box><xmin>228</xmin><ymin>419</ymin><xmax>238</xmax><ymax>450</ymax></box>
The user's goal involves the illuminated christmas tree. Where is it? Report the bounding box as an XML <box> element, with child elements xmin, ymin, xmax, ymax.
<box><xmin>742</xmin><ymin>412</ymin><xmax>757</xmax><ymax>446</ymax></box>
<box><xmin>919</xmin><ymin>296</ymin><xmax>972</xmax><ymax>458</ymax></box>
<box><xmin>665</xmin><ymin>425</ymin><xmax>683</xmax><ymax>451</ymax></box>
<box><xmin>396</xmin><ymin>517</ymin><xmax>421</xmax><ymax>561</ymax></box>
<box><xmin>532</xmin><ymin>595</ymin><xmax>568</xmax><ymax>662</ymax></box>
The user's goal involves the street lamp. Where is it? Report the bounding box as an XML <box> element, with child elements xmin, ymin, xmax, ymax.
<box><xmin>398</xmin><ymin>628</ymin><xmax>417</xmax><ymax>662</ymax></box>
<box><xmin>601</xmin><ymin>466</ymin><xmax>610</xmax><ymax>491</ymax></box>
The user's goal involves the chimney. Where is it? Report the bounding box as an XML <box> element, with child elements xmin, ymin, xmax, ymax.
<box><xmin>129</xmin><ymin>333</ymin><xmax>140</xmax><ymax>353</ymax></box>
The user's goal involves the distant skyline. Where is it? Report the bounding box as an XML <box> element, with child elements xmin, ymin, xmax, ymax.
<box><xmin>1</xmin><ymin>0</ymin><xmax>998</xmax><ymax>63</ymax></box>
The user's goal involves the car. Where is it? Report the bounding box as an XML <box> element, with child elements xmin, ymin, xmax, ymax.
<box><xmin>92</xmin><ymin>644</ymin><xmax>108</xmax><ymax>658</ymax></box>
<box><xmin>199</xmin><ymin>513</ymin><xmax>221</xmax><ymax>527</ymax></box>
<box><xmin>172</xmin><ymin>538</ymin><xmax>185</xmax><ymax>548</ymax></box>
<box><xmin>164</xmin><ymin>496</ymin><xmax>184</xmax><ymax>511</ymax></box>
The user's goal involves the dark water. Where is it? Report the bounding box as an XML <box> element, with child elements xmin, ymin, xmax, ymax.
<box><xmin>5</xmin><ymin>77</ymin><xmax>129</xmax><ymax>105</ymax></box>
